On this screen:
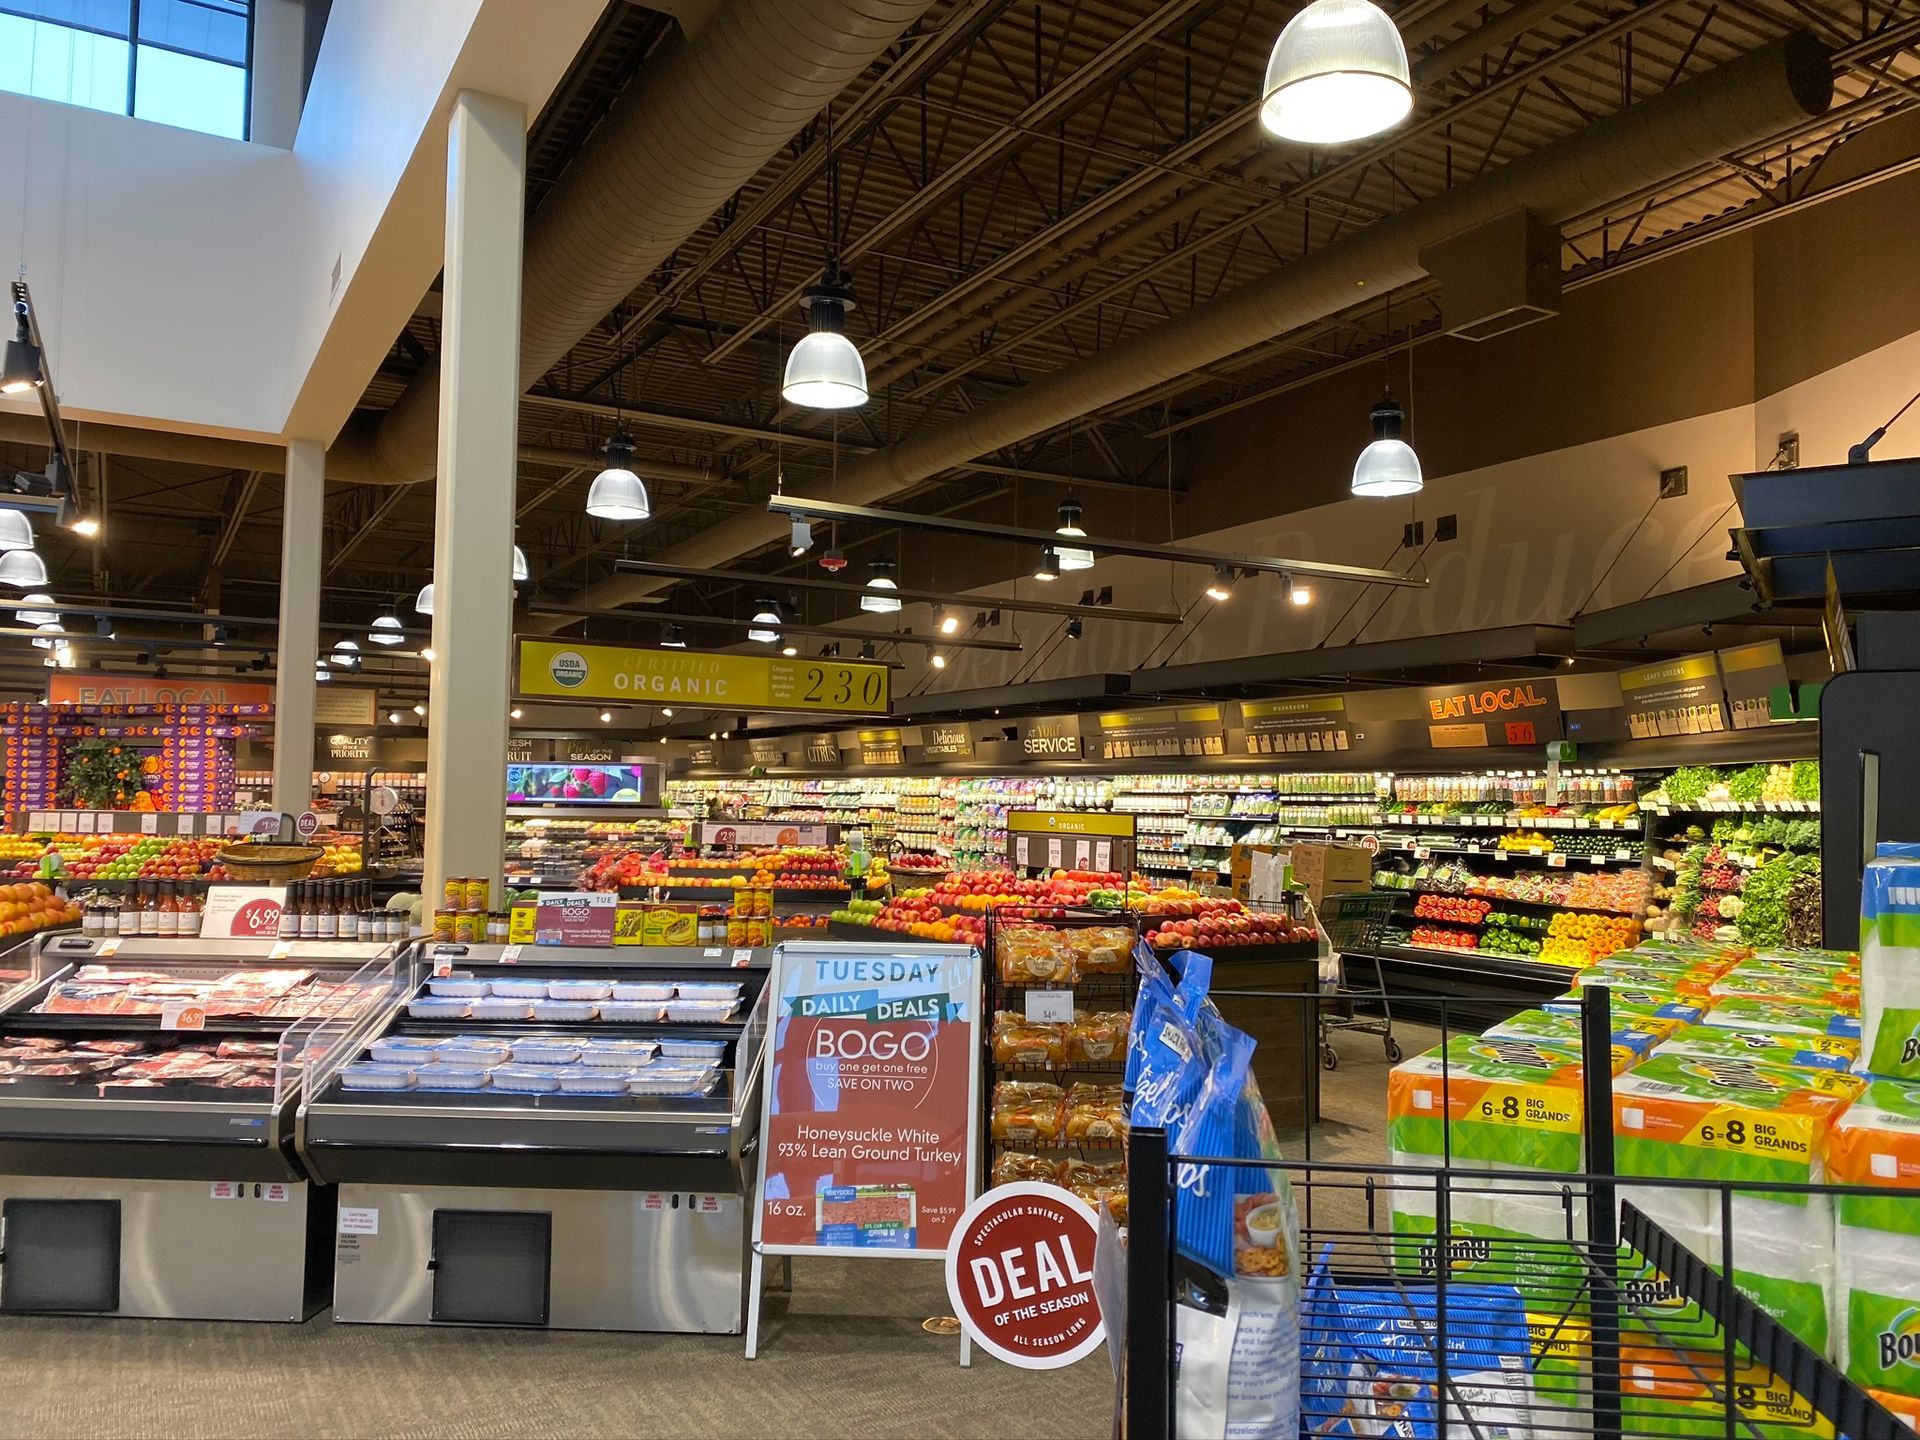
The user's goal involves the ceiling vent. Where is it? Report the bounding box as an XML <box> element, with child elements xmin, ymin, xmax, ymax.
<box><xmin>1419</xmin><ymin>208</ymin><xmax>1563</xmax><ymax>341</ymax></box>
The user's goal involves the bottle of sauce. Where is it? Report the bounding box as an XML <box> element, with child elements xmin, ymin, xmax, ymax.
<box><xmin>316</xmin><ymin>880</ymin><xmax>339</xmax><ymax>940</ymax></box>
<box><xmin>156</xmin><ymin>881</ymin><xmax>179</xmax><ymax>939</ymax></box>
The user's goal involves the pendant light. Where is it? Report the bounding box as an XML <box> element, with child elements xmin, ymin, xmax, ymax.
<box><xmin>860</xmin><ymin>558</ymin><xmax>901</xmax><ymax>614</ymax></box>
<box><xmin>0</xmin><ymin>548</ymin><xmax>49</xmax><ymax>588</ymax></box>
<box><xmin>513</xmin><ymin>545</ymin><xmax>530</xmax><ymax>583</ymax></box>
<box><xmin>414</xmin><ymin>581</ymin><xmax>435</xmax><ymax>615</ymax></box>
<box><xmin>1260</xmin><ymin>0</ymin><xmax>1413</xmax><ymax>145</ymax></box>
<box><xmin>0</xmin><ymin>509</ymin><xmax>34</xmax><ymax>552</ymax></box>
<box><xmin>586</xmin><ymin>436</ymin><xmax>651</xmax><ymax>521</ymax></box>
<box><xmin>17</xmin><ymin>594</ymin><xmax>57</xmax><ymax>625</ymax></box>
<box><xmin>1034</xmin><ymin>547</ymin><xmax>1061</xmax><ymax>583</ymax></box>
<box><xmin>748</xmin><ymin>598</ymin><xmax>782</xmax><ymax>644</ymax></box>
<box><xmin>782</xmin><ymin>106</ymin><xmax>868</xmax><ymax>410</ymax></box>
<box><xmin>1350</xmin><ymin>396</ymin><xmax>1424</xmax><ymax>497</ymax></box>
<box><xmin>661</xmin><ymin>623</ymin><xmax>687</xmax><ymax>649</ymax></box>
<box><xmin>1054</xmin><ymin>496</ymin><xmax>1095</xmax><ymax>571</ymax></box>
<box><xmin>369</xmin><ymin>605</ymin><xmax>404</xmax><ymax>645</ymax></box>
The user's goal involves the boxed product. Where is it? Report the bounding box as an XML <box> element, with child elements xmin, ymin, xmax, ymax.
<box><xmin>1827</xmin><ymin>1078</ymin><xmax>1920</xmax><ymax>1400</ymax></box>
<box><xmin>1859</xmin><ymin>849</ymin><xmax>1920</xmax><ymax>1080</ymax></box>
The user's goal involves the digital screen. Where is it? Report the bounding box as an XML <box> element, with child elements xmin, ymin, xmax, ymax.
<box><xmin>506</xmin><ymin>764</ymin><xmax>649</xmax><ymax>805</ymax></box>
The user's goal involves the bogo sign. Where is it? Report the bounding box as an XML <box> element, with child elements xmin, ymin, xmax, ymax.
<box><xmin>944</xmin><ymin>1183</ymin><xmax>1105</xmax><ymax>1369</ymax></box>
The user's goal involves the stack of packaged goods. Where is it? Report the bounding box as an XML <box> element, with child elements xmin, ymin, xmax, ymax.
<box><xmin>1</xmin><ymin>704</ymin><xmax>60</xmax><ymax>814</ymax></box>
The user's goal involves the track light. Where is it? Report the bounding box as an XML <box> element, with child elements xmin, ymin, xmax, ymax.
<box><xmin>1351</xmin><ymin>395</ymin><xmax>1423</xmax><ymax>497</ymax></box>
<box><xmin>1066</xmin><ymin>617</ymin><xmax>1083</xmax><ymax>640</ymax></box>
<box><xmin>0</xmin><ymin>548</ymin><xmax>49</xmax><ymax>588</ymax></box>
<box><xmin>1034</xmin><ymin>547</ymin><xmax>1060</xmax><ymax>583</ymax></box>
<box><xmin>783</xmin><ymin>272</ymin><xmax>868</xmax><ymax>410</ymax></box>
<box><xmin>1260</xmin><ymin>0</ymin><xmax>1412</xmax><ymax>145</ymax></box>
<box><xmin>661</xmin><ymin>623</ymin><xmax>687</xmax><ymax>649</ymax></box>
<box><xmin>1054</xmin><ymin>496</ymin><xmax>1095</xmax><ymax>570</ymax></box>
<box><xmin>1286</xmin><ymin>574</ymin><xmax>1313</xmax><ymax>606</ymax></box>
<box><xmin>789</xmin><ymin>515</ymin><xmax>813</xmax><ymax>556</ymax></box>
<box><xmin>17</xmin><ymin>594</ymin><xmax>57</xmax><ymax>625</ymax></box>
<box><xmin>1205</xmin><ymin>566</ymin><xmax>1235</xmax><ymax>602</ymax></box>
<box><xmin>861</xmin><ymin>558</ymin><xmax>901</xmax><ymax>614</ymax></box>
<box><xmin>414</xmin><ymin>581</ymin><xmax>435</xmax><ymax>615</ymax></box>
<box><xmin>1</xmin><ymin>303</ymin><xmax>41</xmax><ymax>395</ymax></box>
<box><xmin>936</xmin><ymin>607</ymin><xmax>960</xmax><ymax>636</ymax></box>
<box><xmin>930</xmin><ymin>652</ymin><xmax>946</xmax><ymax>669</ymax></box>
<box><xmin>748</xmin><ymin>598</ymin><xmax>782</xmax><ymax>644</ymax></box>
<box><xmin>586</xmin><ymin>435</ymin><xmax>652</xmax><ymax>521</ymax></box>
<box><xmin>0</xmin><ymin>510</ymin><xmax>35</xmax><ymax>553</ymax></box>
<box><xmin>369</xmin><ymin>610</ymin><xmax>404</xmax><ymax>645</ymax></box>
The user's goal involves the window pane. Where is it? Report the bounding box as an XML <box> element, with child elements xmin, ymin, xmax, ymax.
<box><xmin>137</xmin><ymin>0</ymin><xmax>246</xmax><ymax>65</ymax></box>
<box><xmin>133</xmin><ymin>43</ymin><xmax>243</xmax><ymax>137</ymax></box>
<box><xmin>0</xmin><ymin>13</ymin><xmax>129</xmax><ymax>114</ymax></box>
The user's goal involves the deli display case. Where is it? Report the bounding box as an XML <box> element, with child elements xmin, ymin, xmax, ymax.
<box><xmin>0</xmin><ymin>933</ymin><xmax>405</xmax><ymax>1320</ymax></box>
<box><xmin>298</xmin><ymin>942</ymin><xmax>772</xmax><ymax>1334</ymax></box>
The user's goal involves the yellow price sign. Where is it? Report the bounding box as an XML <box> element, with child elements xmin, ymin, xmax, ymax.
<box><xmin>515</xmin><ymin>639</ymin><xmax>889</xmax><ymax>715</ymax></box>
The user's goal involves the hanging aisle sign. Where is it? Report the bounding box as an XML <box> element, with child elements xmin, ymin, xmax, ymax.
<box><xmin>746</xmin><ymin>940</ymin><xmax>980</xmax><ymax>1360</ymax></box>
<box><xmin>514</xmin><ymin>639</ymin><xmax>891</xmax><ymax>716</ymax></box>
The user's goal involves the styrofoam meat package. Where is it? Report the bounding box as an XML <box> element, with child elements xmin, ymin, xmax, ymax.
<box><xmin>1828</xmin><ymin>1077</ymin><xmax>1920</xmax><ymax>1400</ymax></box>
<box><xmin>1858</xmin><ymin>849</ymin><xmax>1920</xmax><ymax>1079</ymax></box>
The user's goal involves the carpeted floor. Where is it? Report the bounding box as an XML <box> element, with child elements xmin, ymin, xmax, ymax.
<box><xmin>0</xmin><ymin>1024</ymin><xmax>1426</xmax><ymax>1440</ymax></box>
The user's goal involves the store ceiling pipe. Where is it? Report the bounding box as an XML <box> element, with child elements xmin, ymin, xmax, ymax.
<box><xmin>546</xmin><ymin>33</ymin><xmax>1830</xmax><ymax>621</ymax></box>
<box><xmin>328</xmin><ymin>0</ymin><xmax>939</xmax><ymax>488</ymax></box>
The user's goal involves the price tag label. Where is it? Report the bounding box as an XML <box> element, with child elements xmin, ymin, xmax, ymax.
<box><xmin>500</xmin><ymin>944</ymin><xmax>523</xmax><ymax>965</ymax></box>
<box><xmin>1024</xmin><ymin>989</ymin><xmax>1075</xmax><ymax>1023</ymax></box>
<box><xmin>1547</xmin><ymin>853</ymin><xmax>1567</xmax><ymax>869</ymax></box>
<box><xmin>161</xmin><ymin>1001</ymin><xmax>207</xmax><ymax>1031</ymax></box>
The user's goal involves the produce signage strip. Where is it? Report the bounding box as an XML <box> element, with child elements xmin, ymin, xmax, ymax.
<box><xmin>758</xmin><ymin>945</ymin><xmax>976</xmax><ymax>1255</ymax></box>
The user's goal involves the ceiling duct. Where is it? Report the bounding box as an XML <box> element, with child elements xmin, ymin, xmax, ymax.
<box><xmin>328</xmin><ymin>0</ymin><xmax>939</xmax><ymax>486</ymax></box>
<box><xmin>1418</xmin><ymin>208</ymin><xmax>1563</xmax><ymax>341</ymax></box>
<box><xmin>549</xmin><ymin>33</ymin><xmax>1832</xmax><ymax>622</ymax></box>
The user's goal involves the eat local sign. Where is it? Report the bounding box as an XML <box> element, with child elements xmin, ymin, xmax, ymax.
<box><xmin>944</xmin><ymin>1183</ymin><xmax>1105</xmax><ymax>1369</ymax></box>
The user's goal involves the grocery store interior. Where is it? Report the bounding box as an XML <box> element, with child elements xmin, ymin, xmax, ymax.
<box><xmin>2</xmin><ymin>0</ymin><xmax>1920</xmax><ymax>1437</ymax></box>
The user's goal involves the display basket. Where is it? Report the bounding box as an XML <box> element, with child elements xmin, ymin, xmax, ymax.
<box><xmin>216</xmin><ymin>844</ymin><xmax>324</xmax><ymax>882</ymax></box>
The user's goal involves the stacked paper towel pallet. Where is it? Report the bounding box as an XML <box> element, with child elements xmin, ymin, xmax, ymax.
<box><xmin>1385</xmin><ymin>872</ymin><xmax>1920</xmax><ymax>1426</ymax></box>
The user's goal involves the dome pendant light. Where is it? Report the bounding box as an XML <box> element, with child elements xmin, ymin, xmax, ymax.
<box><xmin>860</xmin><ymin>558</ymin><xmax>901</xmax><ymax>614</ymax></box>
<box><xmin>1054</xmin><ymin>496</ymin><xmax>1095</xmax><ymax>571</ymax></box>
<box><xmin>782</xmin><ymin>270</ymin><xmax>868</xmax><ymax>410</ymax></box>
<box><xmin>586</xmin><ymin>436</ymin><xmax>652</xmax><ymax>521</ymax></box>
<box><xmin>0</xmin><ymin>509</ymin><xmax>35</xmax><ymax>552</ymax></box>
<box><xmin>1260</xmin><ymin>0</ymin><xmax>1413</xmax><ymax>146</ymax></box>
<box><xmin>1351</xmin><ymin>395</ymin><xmax>1424</xmax><ymax>497</ymax></box>
<box><xmin>0</xmin><ymin>548</ymin><xmax>49</xmax><ymax>589</ymax></box>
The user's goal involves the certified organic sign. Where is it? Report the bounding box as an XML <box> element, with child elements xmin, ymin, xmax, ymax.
<box><xmin>944</xmin><ymin>1183</ymin><xmax>1105</xmax><ymax>1369</ymax></box>
<box><xmin>515</xmin><ymin>639</ymin><xmax>890</xmax><ymax>716</ymax></box>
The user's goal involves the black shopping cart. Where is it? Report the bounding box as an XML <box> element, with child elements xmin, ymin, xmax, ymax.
<box><xmin>1314</xmin><ymin>889</ymin><xmax>1401</xmax><ymax>1068</ymax></box>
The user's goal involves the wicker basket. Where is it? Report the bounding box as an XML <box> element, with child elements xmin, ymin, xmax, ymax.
<box><xmin>216</xmin><ymin>844</ymin><xmax>325</xmax><ymax>883</ymax></box>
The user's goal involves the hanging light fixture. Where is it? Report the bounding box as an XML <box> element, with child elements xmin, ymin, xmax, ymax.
<box><xmin>860</xmin><ymin>558</ymin><xmax>901</xmax><ymax>614</ymax></box>
<box><xmin>0</xmin><ymin>548</ymin><xmax>49</xmax><ymax>588</ymax></box>
<box><xmin>789</xmin><ymin>515</ymin><xmax>813</xmax><ymax>557</ymax></box>
<box><xmin>1</xmin><ymin>301</ymin><xmax>42</xmax><ymax>395</ymax></box>
<box><xmin>1351</xmin><ymin>396</ymin><xmax>1424</xmax><ymax>497</ymax></box>
<box><xmin>586</xmin><ymin>435</ymin><xmax>652</xmax><ymax>521</ymax></box>
<box><xmin>1054</xmin><ymin>496</ymin><xmax>1095</xmax><ymax>571</ymax></box>
<box><xmin>512</xmin><ymin>545</ymin><xmax>530</xmax><ymax>583</ymax></box>
<box><xmin>661</xmin><ymin>623</ymin><xmax>688</xmax><ymax>649</ymax></box>
<box><xmin>368</xmin><ymin>607</ymin><xmax>404</xmax><ymax>645</ymax></box>
<box><xmin>16</xmin><ymin>594</ymin><xmax>57</xmax><ymax>625</ymax></box>
<box><xmin>330</xmin><ymin>637</ymin><xmax>361</xmax><ymax>670</ymax></box>
<box><xmin>1205</xmin><ymin>566</ymin><xmax>1236</xmax><ymax>603</ymax></box>
<box><xmin>748</xmin><ymin>598</ymin><xmax>782</xmax><ymax>644</ymax></box>
<box><xmin>0</xmin><ymin>510</ymin><xmax>35</xmax><ymax>553</ymax></box>
<box><xmin>1034</xmin><ymin>547</ymin><xmax>1061</xmax><ymax>583</ymax></box>
<box><xmin>414</xmin><ymin>581</ymin><xmax>435</xmax><ymax>615</ymax></box>
<box><xmin>1260</xmin><ymin>0</ymin><xmax>1413</xmax><ymax>145</ymax></box>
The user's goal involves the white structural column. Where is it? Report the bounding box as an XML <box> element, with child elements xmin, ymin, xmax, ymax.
<box><xmin>425</xmin><ymin>91</ymin><xmax>526</xmax><ymax>906</ymax></box>
<box><xmin>272</xmin><ymin>439</ymin><xmax>323</xmax><ymax>815</ymax></box>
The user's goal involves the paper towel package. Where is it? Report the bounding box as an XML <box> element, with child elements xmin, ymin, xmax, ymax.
<box><xmin>1654</xmin><ymin>1023</ymin><xmax>1858</xmax><ymax>1075</ymax></box>
<box><xmin>1482</xmin><ymin>1007</ymin><xmax>1661</xmax><ymax>1072</ymax></box>
<box><xmin>1828</xmin><ymin>1078</ymin><xmax>1920</xmax><ymax>1398</ymax></box>
<box><xmin>1859</xmin><ymin>852</ymin><xmax>1920</xmax><ymax>1080</ymax></box>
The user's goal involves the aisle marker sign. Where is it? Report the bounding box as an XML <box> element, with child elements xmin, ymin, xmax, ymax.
<box><xmin>746</xmin><ymin>940</ymin><xmax>980</xmax><ymax>1360</ymax></box>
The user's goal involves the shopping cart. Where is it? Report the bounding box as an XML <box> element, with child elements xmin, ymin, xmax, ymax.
<box><xmin>1314</xmin><ymin>889</ymin><xmax>1401</xmax><ymax>1068</ymax></box>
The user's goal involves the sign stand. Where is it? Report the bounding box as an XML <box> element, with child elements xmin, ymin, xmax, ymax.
<box><xmin>745</xmin><ymin>940</ymin><xmax>981</xmax><ymax>1364</ymax></box>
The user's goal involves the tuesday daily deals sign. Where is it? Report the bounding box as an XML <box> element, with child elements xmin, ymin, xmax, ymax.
<box><xmin>754</xmin><ymin>942</ymin><xmax>978</xmax><ymax>1257</ymax></box>
<box><xmin>515</xmin><ymin>639</ymin><xmax>890</xmax><ymax>716</ymax></box>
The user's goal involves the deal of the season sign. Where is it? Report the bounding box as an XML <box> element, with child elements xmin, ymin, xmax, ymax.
<box><xmin>514</xmin><ymin>639</ymin><xmax>891</xmax><ymax>716</ymax></box>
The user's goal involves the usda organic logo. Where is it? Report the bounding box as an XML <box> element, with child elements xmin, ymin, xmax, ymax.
<box><xmin>548</xmin><ymin>650</ymin><xmax>589</xmax><ymax>688</ymax></box>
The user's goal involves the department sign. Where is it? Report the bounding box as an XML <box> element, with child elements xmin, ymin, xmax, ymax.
<box><xmin>515</xmin><ymin>639</ymin><xmax>890</xmax><ymax>716</ymax></box>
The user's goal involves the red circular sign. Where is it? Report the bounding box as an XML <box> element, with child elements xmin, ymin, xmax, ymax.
<box><xmin>944</xmin><ymin>1183</ymin><xmax>1106</xmax><ymax>1369</ymax></box>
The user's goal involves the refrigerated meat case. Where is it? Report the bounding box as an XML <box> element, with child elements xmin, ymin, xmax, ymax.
<box><xmin>298</xmin><ymin>942</ymin><xmax>772</xmax><ymax>1334</ymax></box>
<box><xmin>0</xmin><ymin>934</ymin><xmax>406</xmax><ymax>1319</ymax></box>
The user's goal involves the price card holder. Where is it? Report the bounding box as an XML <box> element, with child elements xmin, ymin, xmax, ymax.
<box><xmin>1023</xmin><ymin>990</ymin><xmax>1075</xmax><ymax>1023</ymax></box>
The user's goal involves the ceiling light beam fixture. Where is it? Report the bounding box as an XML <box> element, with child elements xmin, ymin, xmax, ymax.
<box><xmin>763</xmin><ymin>495</ymin><xmax>1426</xmax><ymax>590</ymax></box>
<box><xmin>1260</xmin><ymin>0</ymin><xmax>1413</xmax><ymax>145</ymax></box>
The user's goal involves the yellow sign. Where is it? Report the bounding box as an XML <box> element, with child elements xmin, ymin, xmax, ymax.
<box><xmin>515</xmin><ymin>639</ymin><xmax>890</xmax><ymax>715</ymax></box>
<box><xmin>1005</xmin><ymin>809</ymin><xmax>1137</xmax><ymax>838</ymax></box>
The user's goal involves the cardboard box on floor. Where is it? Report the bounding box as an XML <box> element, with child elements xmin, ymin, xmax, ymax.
<box><xmin>1231</xmin><ymin>840</ymin><xmax>1371</xmax><ymax>905</ymax></box>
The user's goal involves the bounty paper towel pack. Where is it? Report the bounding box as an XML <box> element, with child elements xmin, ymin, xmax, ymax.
<box><xmin>1859</xmin><ymin>852</ymin><xmax>1920</xmax><ymax>1080</ymax></box>
<box><xmin>1828</xmin><ymin>1079</ymin><xmax>1920</xmax><ymax>1399</ymax></box>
